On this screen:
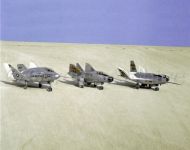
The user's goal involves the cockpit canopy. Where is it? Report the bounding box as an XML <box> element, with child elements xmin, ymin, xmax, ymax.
<box><xmin>135</xmin><ymin>73</ymin><xmax>163</xmax><ymax>79</ymax></box>
<box><xmin>98</xmin><ymin>71</ymin><xmax>108</xmax><ymax>76</ymax></box>
<box><xmin>153</xmin><ymin>74</ymin><xmax>162</xmax><ymax>78</ymax></box>
<box><xmin>44</xmin><ymin>68</ymin><xmax>55</xmax><ymax>72</ymax></box>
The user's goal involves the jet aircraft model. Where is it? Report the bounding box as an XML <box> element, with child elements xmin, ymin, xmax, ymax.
<box><xmin>68</xmin><ymin>63</ymin><xmax>113</xmax><ymax>90</ymax></box>
<box><xmin>118</xmin><ymin>60</ymin><xmax>175</xmax><ymax>91</ymax></box>
<box><xmin>3</xmin><ymin>62</ymin><xmax>60</xmax><ymax>91</ymax></box>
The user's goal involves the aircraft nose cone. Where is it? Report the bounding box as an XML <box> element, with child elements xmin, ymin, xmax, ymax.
<box><xmin>108</xmin><ymin>77</ymin><xmax>114</xmax><ymax>82</ymax></box>
<box><xmin>55</xmin><ymin>74</ymin><xmax>60</xmax><ymax>79</ymax></box>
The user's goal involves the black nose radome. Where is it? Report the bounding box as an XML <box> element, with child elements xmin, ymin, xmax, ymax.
<box><xmin>166</xmin><ymin>76</ymin><xmax>170</xmax><ymax>82</ymax></box>
<box><xmin>108</xmin><ymin>77</ymin><xmax>114</xmax><ymax>82</ymax></box>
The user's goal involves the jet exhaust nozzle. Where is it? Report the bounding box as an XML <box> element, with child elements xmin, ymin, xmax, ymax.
<box><xmin>108</xmin><ymin>77</ymin><xmax>114</xmax><ymax>82</ymax></box>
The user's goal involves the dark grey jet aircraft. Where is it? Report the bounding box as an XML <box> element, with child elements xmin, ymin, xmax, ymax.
<box><xmin>3</xmin><ymin>63</ymin><xmax>60</xmax><ymax>91</ymax></box>
<box><xmin>118</xmin><ymin>60</ymin><xmax>174</xmax><ymax>91</ymax></box>
<box><xmin>68</xmin><ymin>63</ymin><xmax>113</xmax><ymax>90</ymax></box>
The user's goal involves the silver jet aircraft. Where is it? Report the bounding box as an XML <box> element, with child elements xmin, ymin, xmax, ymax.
<box><xmin>118</xmin><ymin>60</ymin><xmax>173</xmax><ymax>91</ymax></box>
<box><xmin>68</xmin><ymin>63</ymin><xmax>113</xmax><ymax>90</ymax></box>
<box><xmin>3</xmin><ymin>62</ymin><xmax>60</xmax><ymax>91</ymax></box>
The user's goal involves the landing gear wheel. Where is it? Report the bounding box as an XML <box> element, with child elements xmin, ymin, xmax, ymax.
<box><xmin>24</xmin><ymin>81</ymin><xmax>28</xmax><ymax>89</ymax></box>
<box><xmin>154</xmin><ymin>87</ymin><xmax>159</xmax><ymax>91</ymax></box>
<box><xmin>136</xmin><ymin>83</ymin><xmax>140</xmax><ymax>89</ymax></box>
<box><xmin>97</xmin><ymin>86</ymin><xmax>104</xmax><ymax>90</ymax></box>
<box><xmin>86</xmin><ymin>82</ymin><xmax>91</xmax><ymax>86</ymax></box>
<box><xmin>79</xmin><ymin>85</ymin><xmax>84</xmax><ymax>88</ymax></box>
<box><xmin>39</xmin><ymin>83</ymin><xmax>42</xmax><ymax>88</ymax></box>
<box><xmin>47</xmin><ymin>87</ymin><xmax>52</xmax><ymax>92</ymax></box>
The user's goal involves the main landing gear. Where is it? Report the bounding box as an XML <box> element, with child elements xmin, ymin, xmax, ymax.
<box><xmin>22</xmin><ymin>81</ymin><xmax>53</xmax><ymax>92</ymax></box>
<box><xmin>89</xmin><ymin>83</ymin><xmax>104</xmax><ymax>90</ymax></box>
<box><xmin>154</xmin><ymin>87</ymin><xmax>159</xmax><ymax>91</ymax></box>
<box><xmin>39</xmin><ymin>83</ymin><xmax>42</xmax><ymax>88</ymax></box>
<box><xmin>97</xmin><ymin>85</ymin><xmax>104</xmax><ymax>90</ymax></box>
<box><xmin>24</xmin><ymin>81</ymin><xmax>28</xmax><ymax>89</ymax></box>
<box><xmin>79</xmin><ymin>84</ymin><xmax>84</xmax><ymax>88</ymax></box>
<box><xmin>94</xmin><ymin>83</ymin><xmax>104</xmax><ymax>90</ymax></box>
<box><xmin>78</xmin><ymin>81</ymin><xmax>84</xmax><ymax>88</ymax></box>
<box><xmin>135</xmin><ymin>83</ymin><xmax>160</xmax><ymax>91</ymax></box>
<box><xmin>46</xmin><ymin>82</ymin><xmax>53</xmax><ymax>92</ymax></box>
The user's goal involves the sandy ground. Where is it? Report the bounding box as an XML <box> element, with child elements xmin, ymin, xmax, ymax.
<box><xmin>0</xmin><ymin>41</ymin><xmax>190</xmax><ymax>150</ymax></box>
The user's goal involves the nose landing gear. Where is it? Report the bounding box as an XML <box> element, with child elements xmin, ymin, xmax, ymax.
<box><xmin>97</xmin><ymin>85</ymin><xmax>104</xmax><ymax>90</ymax></box>
<box><xmin>46</xmin><ymin>87</ymin><xmax>52</xmax><ymax>92</ymax></box>
<box><xmin>154</xmin><ymin>87</ymin><xmax>159</xmax><ymax>91</ymax></box>
<box><xmin>46</xmin><ymin>82</ymin><xmax>53</xmax><ymax>92</ymax></box>
<box><xmin>79</xmin><ymin>85</ymin><xmax>84</xmax><ymax>88</ymax></box>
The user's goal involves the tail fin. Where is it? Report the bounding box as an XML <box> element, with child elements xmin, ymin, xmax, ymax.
<box><xmin>85</xmin><ymin>63</ymin><xmax>95</xmax><ymax>72</ymax></box>
<box><xmin>69</xmin><ymin>64</ymin><xmax>81</xmax><ymax>75</ymax></box>
<box><xmin>17</xmin><ymin>64</ymin><xmax>27</xmax><ymax>72</ymax></box>
<box><xmin>8</xmin><ymin>64</ymin><xmax>25</xmax><ymax>80</ymax></box>
<box><xmin>118</xmin><ymin>67</ymin><xmax>129</xmax><ymax>79</ymax></box>
<box><xmin>130</xmin><ymin>60</ymin><xmax>137</xmax><ymax>72</ymax></box>
<box><xmin>76</xmin><ymin>63</ymin><xmax>84</xmax><ymax>72</ymax></box>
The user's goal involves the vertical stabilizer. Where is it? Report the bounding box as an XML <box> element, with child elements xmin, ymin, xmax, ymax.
<box><xmin>85</xmin><ymin>63</ymin><xmax>95</xmax><ymax>72</ymax></box>
<box><xmin>69</xmin><ymin>64</ymin><xmax>81</xmax><ymax>75</ymax></box>
<box><xmin>130</xmin><ymin>60</ymin><xmax>137</xmax><ymax>72</ymax></box>
<box><xmin>76</xmin><ymin>63</ymin><xmax>84</xmax><ymax>72</ymax></box>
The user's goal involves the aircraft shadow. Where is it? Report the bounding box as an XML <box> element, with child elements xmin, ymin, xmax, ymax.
<box><xmin>58</xmin><ymin>79</ymin><xmax>78</xmax><ymax>87</ymax></box>
<box><xmin>110</xmin><ymin>80</ymin><xmax>137</xmax><ymax>89</ymax></box>
<box><xmin>58</xmin><ymin>79</ymin><xmax>97</xmax><ymax>89</ymax></box>
<box><xmin>110</xmin><ymin>79</ymin><xmax>154</xmax><ymax>90</ymax></box>
<box><xmin>1</xmin><ymin>80</ymin><xmax>24</xmax><ymax>88</ymax></box>
<box><xmin>0</xmin><ymin>80</ymin><xmax>49</xmax><ymax>89</ymax></box>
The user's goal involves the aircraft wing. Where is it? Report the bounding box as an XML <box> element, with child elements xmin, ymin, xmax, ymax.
<box><xmin>118</xmin><ymin>67</ymin><xmax>129</xmax><ymax>79</ymax></box>
<box><xmin>3</xmin><ymin>63</ymin><xmax>14</xmax><ymax>80</ymax></box>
